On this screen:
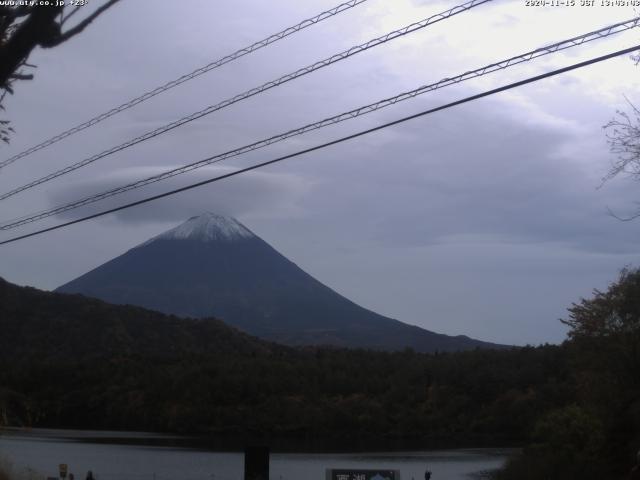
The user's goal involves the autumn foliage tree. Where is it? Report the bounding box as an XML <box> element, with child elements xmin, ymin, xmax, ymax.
<box><xmin>496</xmin><ymin>269</ymin><xmax>640</xmax><ymax>480</ymax></box>
<box><xmin>562</xmin><ymin>268</ymin><xmax>640</xmax><ymax>467</ymax></box>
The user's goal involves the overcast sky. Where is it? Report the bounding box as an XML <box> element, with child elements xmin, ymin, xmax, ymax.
<box><xmin>1</xmin><ymin>0</ymin><xmax>640</xmax><ymax>345</ymax></box>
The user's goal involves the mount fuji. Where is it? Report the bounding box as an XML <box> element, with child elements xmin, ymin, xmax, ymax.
<box><xmin>56</xmin><ymin>213</ymin><xmax>501</xmax><ymax>352</ymax></box>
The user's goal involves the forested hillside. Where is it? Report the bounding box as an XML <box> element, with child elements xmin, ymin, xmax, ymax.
<box><xmin>0</xmin><ymin>277</ymin><xmax>568</xmax><ymax>448</ymax></box>
<box><xmin>4</xmin><ymin>270</ymin><xmax>639</xmax><ymax>476</ymax></box>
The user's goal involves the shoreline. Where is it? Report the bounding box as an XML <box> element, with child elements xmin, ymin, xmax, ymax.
<box><xmin>1</xmin><ymin>426</ymin><xmax>522</xmax><ymax>455</ymax></box>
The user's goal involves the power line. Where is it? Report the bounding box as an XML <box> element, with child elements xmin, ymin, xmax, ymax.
<box><xmin>0</xmin><ymin>0</ymin><xmax>371</xmax><ymax>170</ymax></box>
<box><xmin>0</xmin><ymin>0</ymin><xmax>491</xmax><ymax>201</ymax></box>
<box><xmin>1</xmin><ymin>17</ymin><xmax>637</xmax><ymax>230</ymax></box>
<box><xmin>1</xmin><ymin>43</ymin><xmax>637</xmax><ymax>246</ymax></box>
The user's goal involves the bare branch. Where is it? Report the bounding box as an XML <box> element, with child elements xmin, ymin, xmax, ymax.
<box><xmin>9</xmin><ymin>73</ymin><xmax>33</xmax><ymax>80</ymax></box>
<box><xmin>603</xmin><ymin>99</ymin><xmax>640</xmax><ymax>184</ymax></box>
<box><xmin>0</xmin><ymin>5</ymin><xmax>63</xmax><ymax>86</ymax></box>
<box><xmin>45</xmin><ymin>0</ymin><xmax>121</xmax><ymax>47</ymax></box>
<box><xmin>60</xmin><ymin>5</ymin><xmax>83</xmax><ymax>27</ymax></box>
<box><xmin>0</xmin><ymin>6</ymin><xmax>35</xmax><ymax>19</ymax></box>
<box><xmin>0</xmin><ymin>1</ymin><xmax>121</xmax><ymax>144</ymax></box>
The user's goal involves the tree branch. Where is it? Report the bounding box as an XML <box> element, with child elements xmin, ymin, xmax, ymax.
<box><xmin>44</xmin><ymin>0</ymin><xmax>121</xmax><ymax>47</ymax></box>
<box><xmin>60</xmin><ymin>5</ymin><xmax>83</xmax><ymax>27</ymax></box>
<box><xmin>0</xmin><ymin>6</ymin><xmax>35</xmax><ymax>19</ymax></box>
<box><xmin>0</xmin><ymin>5</ymin><xmax>62</xmax><ymax>87</ymax></box>
<box><xmin>9</xmin><ymin>73</ymin><xmax>33</xmax><ymax>80</ymax></box>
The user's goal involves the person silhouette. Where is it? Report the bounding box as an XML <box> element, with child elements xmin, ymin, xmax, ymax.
<box><xmin>424</xmin><ymin>468</ymin><xmax>432</xmax><ymax>480</ymax></box>
<box><xmin>86</xmin><ymin>471</ymin><xmax>95</xmax><ymax>480</ymax></box>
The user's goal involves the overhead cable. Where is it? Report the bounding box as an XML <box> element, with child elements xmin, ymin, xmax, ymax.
<box><xmin>1</xmin><ymin>17</ymin><xmax>637</xmax><ymax>230</ymax></box>
<box><xmin>0</xmin><ymin>0</ymin><xmax>491</xmax><ymax>201</ymax></box>
<box><xmin>1</xmin><ymin>43</ymin><xmax>638</xmax><ymax>246</ymax></box>
<box><xmin>0</xmin><ymin>0</ymin><xmax>371</xmax><ymax>170</ymax></box>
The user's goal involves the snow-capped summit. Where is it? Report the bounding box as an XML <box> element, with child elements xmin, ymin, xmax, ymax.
<box><xmin>57</xmin><ymin>212</ymin><xmax>503</xmax><ymax>353</ymax></box>
<box><xmin>149</xmin><ymin>213</ymin><xmax>254</xmax><ymax>244</ymax></box>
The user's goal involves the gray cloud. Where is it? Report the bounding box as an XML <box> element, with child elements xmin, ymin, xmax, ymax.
<box><xmin>270</xmin><ymin>94</ymin><xmax>640</xmax><ymax>256</ymax></box>
<box><xmin>47</xmin><ymin>165</ymin><xmax>312</xmax><ymax>223</ymax></box>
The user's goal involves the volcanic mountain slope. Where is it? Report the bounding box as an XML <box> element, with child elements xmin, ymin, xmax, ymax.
<box><xmin>57</xmin><ymin>213</ymin><xmax>502</xmax><ymax>352</ymax></box>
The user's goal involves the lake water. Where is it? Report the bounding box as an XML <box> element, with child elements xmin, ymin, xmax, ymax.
<box><xmin>0</xmin><ymin>429</ymin><xmax>514</xmax><ymax>480</ymax></box>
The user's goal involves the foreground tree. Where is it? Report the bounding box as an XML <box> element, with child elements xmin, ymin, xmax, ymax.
<box><xmin>602</xmin><ymin>50</ymin><xmax>640</xmax><ymax>219</ymax></box>
<box><xmin>563</xmin><ymin>268</ymin><xmax>640</xmax><ymax>474</ymax></box>
<box><xmin>497</xmin><ymin>269</ymin><xmax>640</xmax><ymax>480</ymax></box>
<box><xmin>605</xmin><ymin>102</ymin><xmax>640</xmax><ymax>183</ymax></box>
<box><xmin>563</xmin><ymin>267</ymin><xmax>640</xmax><ymax>402</ymax></box>
<box><xmin>0</xmin><ymin>1</ymin><xmax>121</xmax><ymax>143</ymax></box>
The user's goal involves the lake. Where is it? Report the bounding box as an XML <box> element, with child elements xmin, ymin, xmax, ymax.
<box><xmin>0</xmin><ymin>429</ymin><xmax>514</xmax><ymax>480</ymax></box>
